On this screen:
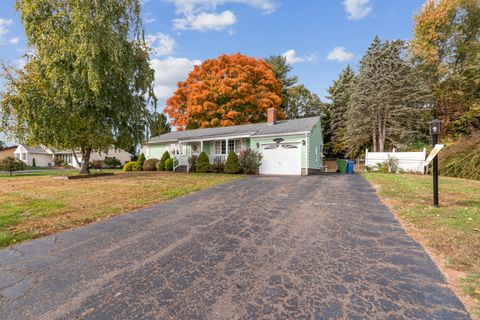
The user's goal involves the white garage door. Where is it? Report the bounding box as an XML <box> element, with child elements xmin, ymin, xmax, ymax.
<box><xmin>260</xmin><ymin>143</ymin><xmax>302</xmax><ymax>175</ymax></box>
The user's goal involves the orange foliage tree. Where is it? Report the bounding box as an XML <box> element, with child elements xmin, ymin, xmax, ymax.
<box><xmin>165</xmin><ymin>53</ymin><xmax>284</xmax><ymax>130</ymax></box>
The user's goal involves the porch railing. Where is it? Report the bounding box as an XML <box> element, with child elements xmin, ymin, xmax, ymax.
<box><xmin>209</xmin><ymin>154</ymin><xmax>226</xmax><ymax>164</ymax></box>
<box><xmin>173</xmin><ymin>155</ymin><xmax>190</xmax><ymax>172</ymax></box>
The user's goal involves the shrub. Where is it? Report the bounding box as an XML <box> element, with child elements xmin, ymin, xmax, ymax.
<box><xmin>239</xmin><ymin>149</ymin><xmax>262</xmax><ymax>174</ymax></box>
<box><xmin>132</xmin><ymin>162</ymin><xmax>143</xmax><ymax>171</ymax></box>
<box><xmin>0</xmin><ymin>156</ymin><xmax>26</xmax><ymax>175</ymax></box>
<box><xmin>53</xmin><ymin>156</ymin><xmax>65</xmax><ymax>167</ymax></box>
<box><xmin>188</xmin><ymin>154</ymin><xmax>198</xmax><ymax>172</ymax></box>
<box><xmin>32</xmin><ymin>158</ymin><xmax>36</xmax><ymax>167</ymax></box>
<box><xmin>104</xmin><ymin>157</ymin><xmax>121</xmax><ymax>168</ymax></box>
<box><xmin>211</xmin><ymin>162</ymin><xmax>225</xmax><ymax>173</ymax></box>
<box><xmin>376</xmin><ymin>155</ymin><xmax>399</xmax><ymax>173</ymax></box>
<box><xmin>164</xmin><ymin>158</ymin><xmax>173</xmax><ymax>171</ymax></box>
<box><xmin>90</xmin><ymin>160</ymin><xmax>103</xmax><ymax>169</ymax></box>
<box><xmin>224</xmin><ymin>151</ymin><xmax>241</xmax><ymax>174</ymax></box>
<box><xmin>123</xmin><ymin>161</ymin><xmax>136</xmax><ymax>171</ymax></box>
<box><xmin>158</xmin><ymin>151</ymin><xmax>171</xmax><ymax>171</ymax></box>
<box><xmin>439</xmin><ymin>132</ymin><xmax>480</xmax><ymax>180</ymax></box>
<box><xmin>143</xmin><ymin>158</ymin><xmax>159</xmax><ymax>171</ymax></box>
<box><xmin>137</xmin><ymin>153</ymin><xmax>146</xmax><ymax>167</ymax></box>
<box><xmin>196</xmin><ymin>151</ymin><xmax>211</xmax><ymax>173</ymax></box>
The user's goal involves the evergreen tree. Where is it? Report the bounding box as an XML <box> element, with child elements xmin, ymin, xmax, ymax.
<box><xmin>265</xmin><ymin>55</ymin><xmax>298</xmax><ymax>112</ymax></box>
<box><xmin>284</xmin><ymin>85</ymin><xmax>323</xmax><ymax>119</ymax></box>
<box><xmin>149</xmin><ymin>112</ymin><xmax>171</xmax><ymax>138</ymax></box>
<box><xmin>196</xmin><ymin>152</ymin><xmax>211</xmax><ymax>173</ymax></box>
<box><xmin>327</xmin><ymin>65</ymin><xmax>356</xmax><ymax>156</ymax></box>
<box><xmin>157</xmin><ymin>151</ymin><xmax>170</xmax><ymax>171</ymax></box>
<box><xmin>347</xmin><ymin>37</ymin><xmax>428</xmax><ymax>155</ymax></box>
<box><xmin>224</xmin><ymin>151</ymin><xmax>241</xmax><ymax>174</ymax></box>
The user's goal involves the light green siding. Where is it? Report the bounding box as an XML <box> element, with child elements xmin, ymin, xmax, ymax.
<box><xmin>148</xmin><ymin>144</ymin><xmax>168</xmax><ymax>159</ymax></box>
<box><xmin>307</xmin><ymin>123</ymin><xmax>323</xmax><ymax>170</ymax></box>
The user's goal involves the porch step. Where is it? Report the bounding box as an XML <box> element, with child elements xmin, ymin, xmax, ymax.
<box><xmin>174</xmin><ymin>165</ymin><xmax>188</xmax><ymax>172</ymax></box>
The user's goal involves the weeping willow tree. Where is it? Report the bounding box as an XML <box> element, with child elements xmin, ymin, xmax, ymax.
<box><xmin>1</xmin><ymin>0</ymin><xmax>156</xmax><ymax>174</ymax></box>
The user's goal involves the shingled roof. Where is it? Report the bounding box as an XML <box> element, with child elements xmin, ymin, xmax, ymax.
<box><xmin>147</xmin><ymin>116</ymin><xmax>321</xmax><ymax>143</ymax></box>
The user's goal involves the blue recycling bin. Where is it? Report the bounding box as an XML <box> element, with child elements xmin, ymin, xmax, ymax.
<box><xmin>347</xmin><ymin>160</ymin><xmax>354</xmax><ymax>174</ymax></box>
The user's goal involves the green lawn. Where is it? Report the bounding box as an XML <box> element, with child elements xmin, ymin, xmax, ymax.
<box><xmin>363</xmin><ymin>173</ymin><xmax>480</xmax><ymax>317</ymax></box>
<box><xmin>0</xmin><ymin>171</ymin><xmax>240</xmax><ymax>247</ymax></box>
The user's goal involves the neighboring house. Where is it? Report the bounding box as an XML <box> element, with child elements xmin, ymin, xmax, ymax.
<box><xmin>144</xmin><ymin>108</ymin><xmax>323</xmax><ymax>175</ymax></box>
<box><xmin>0</xmin><ymin>146</ymin><xmax>18</xmax><ymax>160</ymax></box>
<box><xmin>14</xmin><ymin>145</ymin><xmax>133</xmax><ymax>168</ymax></box>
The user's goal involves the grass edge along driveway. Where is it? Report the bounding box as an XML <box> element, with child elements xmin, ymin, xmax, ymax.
<box><xmin>363</xmin><ymin>172</ymin><xmax>480</xmax><ymax>319</ymax></box>
<box><xmin>0</xmin><ymin>171</ymin><xmax>241</xmax><ymax>248</ymax></box>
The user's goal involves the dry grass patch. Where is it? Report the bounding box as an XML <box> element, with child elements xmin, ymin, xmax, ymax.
<box><xmin>363</xmin><ymin>173</ymin><xmax>480</xmax><ymax>318</ymax></box>
<box><xmin>0</xmin><ymin>171</ymin><xmax>240</xmax><ymax>247</ymax></box>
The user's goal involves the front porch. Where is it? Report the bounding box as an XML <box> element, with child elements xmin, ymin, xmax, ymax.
<box><xmin>169</xmin><ymin>137</ymin><xmax>249</xmax><ymax>172</ymax></box>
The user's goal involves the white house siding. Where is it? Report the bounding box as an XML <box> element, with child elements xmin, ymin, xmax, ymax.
<box><xmin>28</xmin><ymin>154</ymin><xmax>53</xmax><ymax>167</ymax></box>
<box><xmin>88</xmin><ymin>149</ymin><xmax>133</xmax><ymax>165</ymax></box>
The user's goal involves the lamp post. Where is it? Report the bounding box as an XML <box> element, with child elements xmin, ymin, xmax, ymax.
<box><xmin>429</xmin><ymin>119</ymin><xmax>441</xmax><ymax>207</ymax></box>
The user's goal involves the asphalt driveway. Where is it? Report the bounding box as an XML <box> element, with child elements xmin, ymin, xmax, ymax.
<box><xmin>0</xmin><ymin>175</ymin><xmax>470</xmax><ymax>319</ymax></box>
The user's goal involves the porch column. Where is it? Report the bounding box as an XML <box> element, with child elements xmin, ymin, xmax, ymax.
<box><xmin>201</xmin><ymin>140</ymin><xmax>203</xmax><ymax>152</ymax></box>
<box><xmin>225</xmin><ymin>138</ymin><xmax>228</xmax><ymax>154</ymax></box>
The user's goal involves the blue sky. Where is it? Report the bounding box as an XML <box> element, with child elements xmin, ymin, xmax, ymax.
<box><xmin>1</xmin><ymin>0</ymin><xmax>425</xmax><ymax>121</ymax></box>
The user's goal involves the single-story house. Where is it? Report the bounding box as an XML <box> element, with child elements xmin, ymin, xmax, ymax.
<box><xmin>144</xmin><ymin>108</ymin><xmax>324</xmax><ymax>175</ymax></box>
<box><xmin>0</xmin><ymin>146</ymin><xmax>18</xmax><ymax>160</ymax></box>
<box><xmin>14</xmin><ymin>145</ymin><xmax>133</xmax><ymax>168</ymax></box>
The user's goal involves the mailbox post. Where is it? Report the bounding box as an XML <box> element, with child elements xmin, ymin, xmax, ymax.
<box><xmin>429</xmin><ymin>119</ymin><xmax>441</xmax><ymax>207</ymax></box>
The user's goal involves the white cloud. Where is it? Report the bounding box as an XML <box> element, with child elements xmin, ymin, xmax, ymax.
<box><xmin>283</xmin><ymin>50</ymin><xmax>304</xmax><ymax>64</ymax></box>
<box><xmin>167</xmin><ymin>0</ymin><xmax>276</xmax><ymax>15</ymax></box>
<box><xmin>327</xmin><ymin>47</ymin><xmax>354</xmax><ymax>62</ymax></box>
<box><xmin>146</xmin><ymin>32</ymin><xmax>177</xmax><ymax>56</ymax></box>
<box><xmin>166</xmin><ymin>0</ymin><xmax>275</xmax><ymax>32</ymax></box>
<box><xmin>282</xmin><ymin>49</ymin><xmax>318</xmax><ymax>65</ymax></box>
<box><xmin>0</xmin><ymin>18</ymin><xmax>13</xmax><ymax>37</ymax></box>
<box><xmin>174</xmin><ymin>10</ymin><xmax>236</xmax><ymax>31</ymax></box>
<box><xmin>343</xmin><ymin>0</ymin><xmax>372</xmax><ymax>20</ymax></box>
<box><xmin>150</xmin><ymin>57</ymin><xmax>201</xmax><ymax>103</ymax></box>
<box><xmin>8</xmin><ymin>37</ymin><xmax>19</xmax><ymax>44</ymax></box>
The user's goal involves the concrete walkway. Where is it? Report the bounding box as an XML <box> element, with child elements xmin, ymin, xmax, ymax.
<box><xmin>0</xmin><ymin>175</ymin><xmax>470</xmax><ymax>319</ymax></box>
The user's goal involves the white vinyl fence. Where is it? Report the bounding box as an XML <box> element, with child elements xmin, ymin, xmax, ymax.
<box><xmin>365</xmin><ymin>148</ymin><xmax>427</xmax><ymax>173</ymax></box>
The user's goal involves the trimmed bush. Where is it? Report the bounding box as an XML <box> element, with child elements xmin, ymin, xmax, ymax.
<box><xmin>132</xmin><ymin>162</ymin><xmax>143</xmax><ymax>171</ymax></box>
<box><xmin>104</xmin><ymin>157</ymin><xmax>121</xmax><ymax>168</ymax></box>
<box><xmin>196</xmin><ymin>151</ymin><xmax>211</xmax><ymax>173</ymax></box>
<box><xmin>123</xmin><ymin>161</ymin><xmax>136</xmax><ymax>171</ymax></box>
<box><xmin>224</xmin><ymin>151</ymin><xmax>241</xmax><ymax>174</ymax></box>
<box><xmin>158</xmin><ymin>151</ymin><xmax>171</xmax><ymax>171</ymax></box>
<box><xmin>32</xmin><ymin>158</ymin><xmax>36</xmax><ymax>167</ymax></box>
<box><xmin>91</xmin><ymin>160</ymin><xmax>103</xmax><ymax>169</ymax></box>
<box><xmin>143</xmin><ymin>158</ymin><xmax>159</xmax><ymax>171</ymax></box>
<box><xmin>164</xmin><ymin>158</ymin><xmax>173</xmax><ymax>171</ymax></box>
<box><xmin>211</xmin><ymin>162</ymin><xmax>225</xmax><ymax>173</ymax></box>
<box><xmin>238</xmin><ymin>149</ymin><xmax>262</xmax><ymax>174</ymax></box>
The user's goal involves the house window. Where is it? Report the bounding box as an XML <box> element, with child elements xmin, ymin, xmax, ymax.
<box><xmin>228</xmin><ymin>140</ymin><xmax>234</xmax><ymax>153</ymax></box>
<box><xmin>21</xmin><ymin>153</ymin><xmax>26</xmax><ymax>161</ymax></box>
<box><xmin>214</xmin><ymin>141</ymin><xmax>226</xmax><ymax>154</ymax></box>
<box><xmin>234</xmin><ymin>140</ymin><xmax>242</xmax><ymax>153</ymax></box>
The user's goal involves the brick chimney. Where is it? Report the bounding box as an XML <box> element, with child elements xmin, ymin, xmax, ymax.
<box><xmin>267</xmin><ymin>108</ymin><xmax>277</xmax><ymax>125</ymax></box>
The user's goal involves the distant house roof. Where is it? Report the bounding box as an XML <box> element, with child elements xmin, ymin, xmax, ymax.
<box><xmin>22</xmin><ymin>146</ymin><xmax>51</xmax><ymax>154</ymax></box>
<box><xmin>148</xmin><ymin>116</ymin><xmax>321</xmax><ymax>143</ymax></box>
